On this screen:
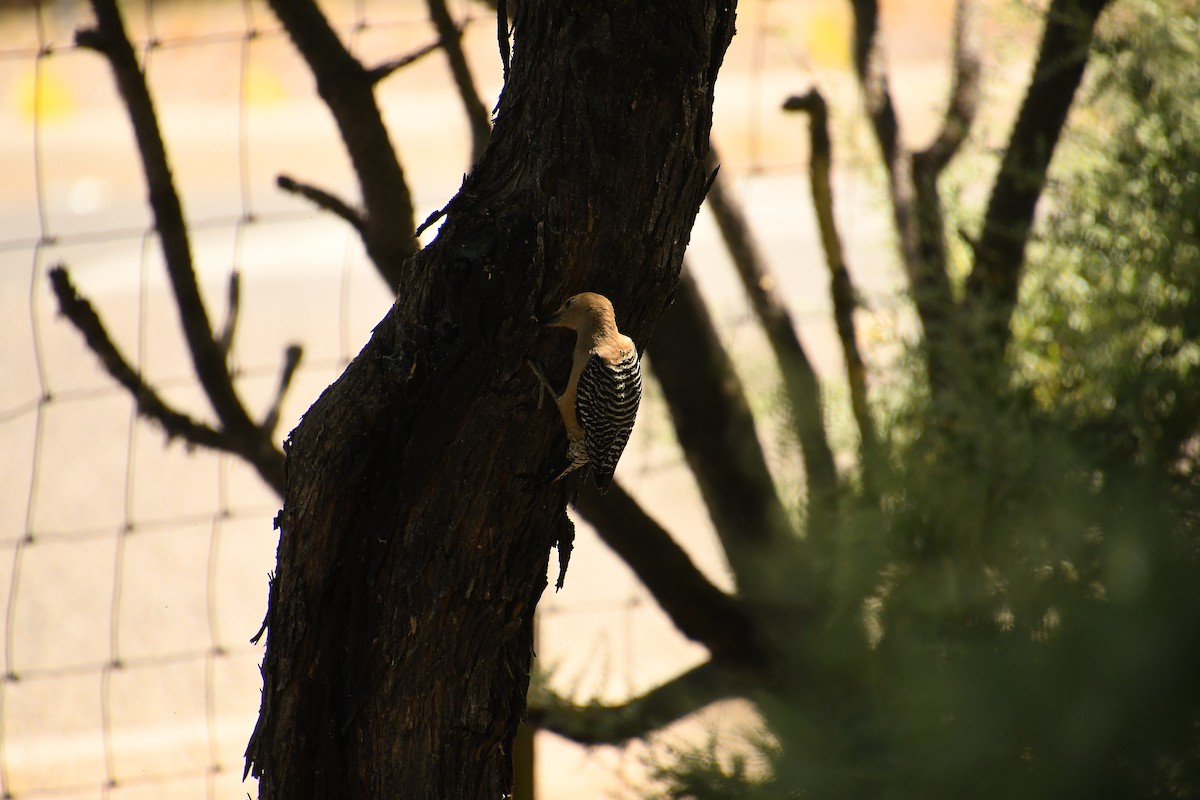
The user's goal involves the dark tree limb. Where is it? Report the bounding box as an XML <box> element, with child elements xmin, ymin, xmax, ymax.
<box><xmin>704</xmin><ymin>147</ymin><xmax>839</xmax><ymax>522</ymax></box>
<box><xmin>965</xmin><ymin>0</ymin><xmax>1112</xmax><ymax>361</ymax></box>
<box><xmin>426</xmin><ymin>0</ymin><xmax>492</xmax><ymax>165</ymax></box>
<box><xmin>849</xmin><ymin>0</ymin><xmax>902</xmax><ymax>175</ymax></box>
<box><xmin>573</xmin><ymin>482</ymin><xmax>767</xmax><ymax>668</ymax></box>
<box><xmin>849</xmin><ymin>0</ymin><xmax>920</xmax><ymax>274</ymax></box>
<box><xmin>276</xmin><ymin>174</ymin><xmax>366</xmax><ymax>233</ymax></box>
<box><xmin>782</xmin><ymin>91</ymin><xmax>879</xmax><ymax>498</ymax></box>
<box><xmin>75</xmin><ymin>0</ymin><xmax>283</xmax><ymax>493</ymax></box>
<box><xmin>265</xmin><ymin>0</ymin><xmax>418</xmax><ymax>292</ymax></box>
<box><xmin>529</xmin><ymin>661</ymin><xmax>744</xmax><ymax>746</ymax></box>
<box><xmin>366</xmin><ymin>35</ymin><xmax>445</xmax><ymax>85</ymax></box>
<box><xmin>647</xmin><ymin>269</ymin><xmax>798</xmax><ymax>591</ymax></box>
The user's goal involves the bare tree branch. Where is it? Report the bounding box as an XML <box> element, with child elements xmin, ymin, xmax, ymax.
<box><xmin>646</xmin><ymin>269</ymin><xmax>797</xmax><ymax>589</ymax></box>
<box><xmin>426</xmin><ymin>0</ymin><xmax>492</xmax><ymax>165</ymax></box>
<box><xmin>48</xmin><ymin>265</ymin><xmax>247</xmax><ymax>460</ymax></box>
<box><xmin>528</xmin><ymin>661</ymin><xmax>744</xmax><ymax>745</ymax></box>
<box><xmin>782</xmin><ymin>91</ymin><xmax>879</xmax><ymax>497</ymax></box>
<box><xmin>265</xmin><ymin>0</ymin><xmax>418</xmax><ymax>292</ymax></box>
<box><xmin>76</xmin><ymin>0</ymin><xmax>283</xmax><ymax>493</ymax></box>
<box><xmin>276</xmin><ymin>174</ymin><xmax>366</xmax><ymax>232</ymax></box>
<box><xmin>573</xmin><ymin>482</ymin><xmax>766</xmax><ymax>667</ymax></box>
<box><xmin>704</xmin><ymin>147</ymin><xmax>839</xmax><ymax>520</ymax></box>
<box><xmin>965</xmin><ymin>0</ymin><xmax>1113</xmax><ymax>359</ymax></box>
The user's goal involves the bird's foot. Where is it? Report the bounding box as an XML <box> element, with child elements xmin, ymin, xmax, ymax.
<box><xmin>526</xmin><ymin>359</ymin><xmax>560</xmax><ymax>410</ymax></box>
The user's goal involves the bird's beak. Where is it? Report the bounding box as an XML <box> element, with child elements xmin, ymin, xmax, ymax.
<box><xmin>539</xmin><ymin>308</ymin><xmax>564</xmax><ymax>327</ymax></box>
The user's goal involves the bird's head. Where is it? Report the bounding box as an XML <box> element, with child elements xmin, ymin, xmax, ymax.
<box><xmin>541</xmin><ymin>292</ymin><xmax>615</xmax><ymax>332</ymax></box>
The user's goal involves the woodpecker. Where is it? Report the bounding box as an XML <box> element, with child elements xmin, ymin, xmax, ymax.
<box><xmin>529</xmin><ymin>292</ymin><xmax>642</xmax><ymax>492</ymax></box>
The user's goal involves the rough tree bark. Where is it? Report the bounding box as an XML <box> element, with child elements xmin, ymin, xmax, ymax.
<box><xmin>243</xmin><ymin>2</ymin><xmax>738</xmax><ymax>798</ymax></box>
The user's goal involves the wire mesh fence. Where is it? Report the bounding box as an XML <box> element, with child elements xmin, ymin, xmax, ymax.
<box><xmin>0</xmin><ymin>0</ymin><xmax>939</xmax><ymax>796</ymax></box>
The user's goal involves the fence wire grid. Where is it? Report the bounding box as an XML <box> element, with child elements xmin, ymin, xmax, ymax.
<box><xmin>0</xmin><ymin>0</ymin><xmax>946</xmax><ymax>796</ymax></box>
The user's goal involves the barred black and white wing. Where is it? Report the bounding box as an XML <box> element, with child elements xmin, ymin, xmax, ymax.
<box><xmin>575</xmin><ymin>348</ymin><xmax>642</xmax><ymax>491</ymax></box>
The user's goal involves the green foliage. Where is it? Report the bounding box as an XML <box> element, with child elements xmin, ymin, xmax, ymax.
<box><xmin>1017</xmin><ymin>0</ymin><xmax>1200</xmax><ymax>458</ymax></box>
<box><xmin>651</xmin><ymin>2</ymin><xmax>1200</xmax><ymax>798</ymax></box>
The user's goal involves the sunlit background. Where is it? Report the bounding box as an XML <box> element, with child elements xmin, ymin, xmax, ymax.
<box><xmin>0</xmin><ymin>0</ymin><xmax>1039</xmax><ymax>796</ymax></box>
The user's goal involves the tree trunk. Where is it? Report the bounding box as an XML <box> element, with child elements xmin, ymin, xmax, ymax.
<box><xmin>244</xmin><ymin>2</ymin><xmax>737</xmax><ymax>797</ymax></box>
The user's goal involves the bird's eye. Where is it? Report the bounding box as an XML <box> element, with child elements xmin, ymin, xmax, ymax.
<box><xmin>564</xmin><ymin>298</ymin><xmax>574</xmax><ymax>308</ymax></box>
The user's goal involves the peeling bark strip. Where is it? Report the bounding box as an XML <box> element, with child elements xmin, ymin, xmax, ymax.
<box><xmin>245</xmin><ymin>2</ymin><xmax>738</xmax><ymax>798</ymax></box>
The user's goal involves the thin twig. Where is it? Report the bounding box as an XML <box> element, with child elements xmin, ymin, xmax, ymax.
<box><xmin>261</xmin><ymin>345</ymin><xmax>303</xmax><ymax>437</ymax></box>
<box><xmin>415</xmin><ymin>204</ymin><xmax>449</xmax><ymax>238</ymax></box>
<box><xmin>276</xmin><ymin>174</ymin><xmax>366</xmax><ymax>232</ymax></box>
<box><xmin>366</xmin><ymin>36</ymin><xmax>445</xmax><ymax>85</ymax></box>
